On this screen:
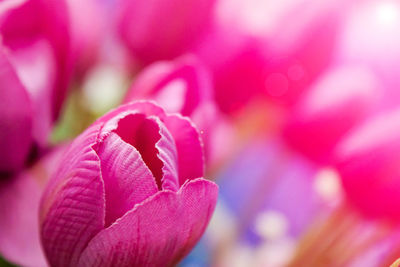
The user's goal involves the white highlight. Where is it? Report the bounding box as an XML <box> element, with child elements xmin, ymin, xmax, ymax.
<box><xmin>254</xmin><ymin>210</ymin><xmax>288</xmax><ymax>240</ymax></box>
<box><xmin>0</xmin><ymin>0</ymin><xmax>26</xmax><ymax>14</ymax></box>
<box><xmin>376</xmin><ymin>2</ymin><xmax>400</xmax><ymax>26</ymax></box>
<box><xmin>341</xmin><ymin>1</ymin><xmax>400</xmax><ymax>64</ymax></box>
<box><xmin>314</xmin><ymin>168</ymin><xmax>343</xmax><ymax>202</ymax></box>
<box><xmin>83</xmin><ymin>65</ymin><xmax>128</xmax><ymax>114</ymax></box>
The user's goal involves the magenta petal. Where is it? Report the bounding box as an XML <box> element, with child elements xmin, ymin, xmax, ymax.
<box><xmin>102</xmin><ymin>111</ymin><xmax>180</xmax><ymax>191</ymax></box>
<box><xmin>10</xmin><ymin>39</ymin><xmax>57</xmax><ymax>147</ymax></box>
<box><xmin>118</xmin><ymin>102</ymin><xmax>204</xmax><ymax>184</ymax></box>
<box><xmin>150</xmin><ymin>116</ymin><xmax>180</xmax><ymax>191</ymax></box>
<box><xmin>96</xmin><ymin>132</ymin><xmax>158</xmax><ymax>227</ymax></box>
<box><xmin>0</xmin><ymin>0</ymin><xmax>72</xmax><ymax>120</ymax></box>
<box><xmin>0</xmin><ymin>48</ymin><xmax>33</xmax><ymax>173</ymax></box>
<box><xmin>108</xmin><ymin>113</ymin><xmax>164</xmax><ymax>186</ymax></box>
<box><xmin>335</xmin><ymin>109</ymin><xmax>400</xmax><ymax>219</ymax></box>
<box><xmin>77</xmin><ymin>178</ymin><xmax>218</xmax><ymax>267</ymax></box>
<box><xmin>96</xmin><ymin>101</ymin><xmax>166</xmax><ymax>127</ymax></box>
<box><xmin>283</xmin><ymin>65</ymin><xmax>379</xmax><ymax>164</ymax></box>
<box><xmin>124</xmin><ymin>61</ymin><xmax>174</xmax><ymax>103</ymax></box>
<box><xmin>114</xmin><ymin>102</ymin><xmax>204</xmax><ymax>184</ymax></box>
<box><xmin>165</xmin><ymin>114</ymin><xmax>204</xmax><ymax>185</ymax></box>
<box><xmin>124</xmin><ymin>56</ymin><xmax>212</xmax><ymax>117</ymax></box>
<box><xmin>40</xmin><ymin>125</ymin><xmax>105</xmax><ymax>267</ymax></box>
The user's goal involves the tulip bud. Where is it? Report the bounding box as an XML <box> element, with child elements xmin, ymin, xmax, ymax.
<box><xmin>40</xmin><ymin>101</ymin><xmax>218</xmax><ymax>266</ymax></box>
<box><xmin>124</xmin><ymin>55</ymin><xmax>213</xmax><ymax>117</ymax></box>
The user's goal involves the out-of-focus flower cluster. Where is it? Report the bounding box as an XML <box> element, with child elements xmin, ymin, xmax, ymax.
<box><xmin>1</xmin><ymin>0</ymin><xmax>400</xmax><ymax>266</ymax></box>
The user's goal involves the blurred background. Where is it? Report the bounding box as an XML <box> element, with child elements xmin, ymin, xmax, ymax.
<box><xmin>1</xmin><ymin>0</ymin><xmax>400</xmax><ymax>266</ymax></box>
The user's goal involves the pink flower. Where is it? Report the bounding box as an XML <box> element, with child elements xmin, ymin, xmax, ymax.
<box><xmin>116</xmin><ymin>0</ymin><xmax>216</xmax><ymax>65</ymax></box>
<box><xmin>0</xmin><ymin>0</ymin><xmax>71</xmax><ymax>173</ymax></box>
<box><xmin>334</xmin><ymin>109</ymin><xmax>400</xmax><ymax>220</ymax></box>
<box><xmin>283</xmin><ymin>65</ymin><xmax>380</xmax><ymax>164</ymax></box>
<box><xmin>194</xmin><ymin>0</ymin><xmax>345</xmax><ymax>114</ymax></box>
<box><xmin>124</xmin><ymin>55</ymin><xmax>232</xmax><ymax>166</ymax></box>
<box><xmin>40</xmin><ymin>101</ymin><xmax>218</xmax><ymax>266</ymax></box>
<box><xmin>0</xmin><ymin>0</ymin><xmax>72</xmax><ymax>121</ymax></box>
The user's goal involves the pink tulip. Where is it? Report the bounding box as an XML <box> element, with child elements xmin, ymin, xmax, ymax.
<box><xmin>194</xmin><ymin>0</ymin><xmax>346</xmax><ymax>114</ymax></box>
<box><xmin>0</xmin><ymin>0</ymin><xmax>71</xmax><ymax>173</ymax></box>
<box><xmin>40</xmin><ymin>101</ymin><xmax>218</xmax><ymax>266</ymax></box>
<box><xmin>283</xmin><ymin>65</ymin><xmax>380</xmax><ymax>164</ymax></box>
<box><xmin>334</xmin><ymin>109</ymin><xmax>400</xmax><ymax>220</ymax></box>
<box><xmin>116</xmin><ymin>0</ymin><xmax>216</xmax><ymax>65</ymax></box>
<box><xmin>0</xmin><ymin>0</ymin><xmax>72</xmax><ymax>120</ymax></box>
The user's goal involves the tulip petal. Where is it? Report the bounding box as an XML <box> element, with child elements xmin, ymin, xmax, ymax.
<box><xmin>118</xmin><ymin>102</ymin><xmax>204</xmax><ymax>184</ymax></box>
<box><xmin>40</xmin><ymin>125</ymin><xmax>105</xmax><ymax>267</ymax></box>
<box><xmin>10</xmin><ymin>39</ymin><xmax>57</xmax><ymax>148</ymax></box>
<box><xmin>96</xmin><ymin>131</ymin><xmax>158</xmax><ymax>227</ymax></box>
<box><xmin>124</xmin><ymin>56</ymin><xmax>212</xmax><ymax>117</ymax></box>
<box><xmin>150</xmin><ymin>116</ymin><xmax>180</xmax><ymax>191</ymax></box>
<box><xmin>283</xmin><ymin>65</ymin><xmax>378</xmax><ymax>164</ymax></box>
<box><xmin>335</xmin><ymin>109</ymin><xmax>400</xmax><ymax>219</ymax></box>
<box><xmin>96</xmin><ymin>101</ymin><xmax>165</xmax><ymax>127</ymax></box>
<box><xmin>101</xmin><ymin>111</ymin><xmax>180</xmax><ymax>191</ymax></box>
<box><xmin>124</xmin><ymin>61</ymin><xmax>173</xmax><ymax>103</ymax></box>
<box><xmin>0</xmin><ymin>48</ymin><xmax>33</xmax><ymax>173</ymax></box>
<box><xmin>78</xmin><ymin>178</ymin><xmax>218</xmax><ymax>267</ymax></box>
<box><xmin>105</xmin><ymin>113</ymin><xmax>164</xmax><ymax>186</ymax></box>
<box><xmin>165</xmin><ymin>114</ymin><xmax>204</xmax><ymax>185</ymax></box>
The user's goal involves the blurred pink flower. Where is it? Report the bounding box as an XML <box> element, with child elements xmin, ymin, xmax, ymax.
<box><xmin>116</xmin><ymin>0</ymin><xmax>216</xmax><ymax>65</ymax></box>
<box><xmin>123</xmin><ymin>55</ymin><xmax>231</xmax><ymax>164</ymax></box>
<box><xmin>0</xmin><ymin>0</ymin><xmax>72</xmax><ymax>173</ymax></box>
<box><xmin>195</xmin><ymin>0</ymin><xmax>346</xmax><ymax>114</ymax></box>
<box><xmin>0</xmin><ymin>0</ymin><xmax>72</xmax><ymax>120</ymax></box>
<box><xmin>40</xmin><ymin>101</ymin><xmax>218</xmax><ymax>266</ymax></box>
<box><xmin>124</xmin><ymin>56</ymin><xmax>213</xmax><ymax>117</ymax></box>
<box><xmin>334</xmin><ymin>108</ymin><xmax>400</xmax><ymax>220</ymax></box>
<box><xmin>283</xmin><ymin>65</ymin><xmax>380</xmax><ymax>164</ymax></box>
